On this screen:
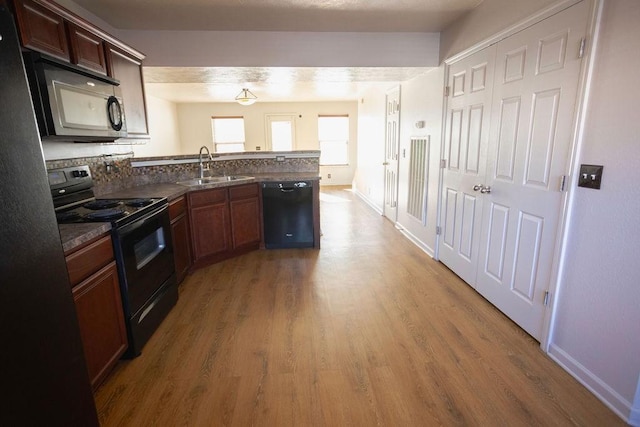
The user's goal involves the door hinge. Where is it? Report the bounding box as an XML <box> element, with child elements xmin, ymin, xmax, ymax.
<box><xmin>560</xmin><ymin>175</ymin><xmax>568</xmax><ymax>192</ymax></box>
<box><xmin>578</xmin><ymin>37</ymin><xmax>587</xmax><ymax>59</ymax></box>
<box><xmin>436</xmin><ymin>226</ymin><xmax>442</xmax><ymax>236</ymax></box>
<box><xmin>440</xmin><ymin>159</ymin><xmax>447</xmax><ymax>169</ymax></box>
<box><xmin>444</xmin><ymin>86</ymin><xmax>450</xmax><ymax>97</ymax></box>
<box><xmin>543</xmin><ymin>291</ymin><xmax>550</xmax><ymax>306</ymax></box>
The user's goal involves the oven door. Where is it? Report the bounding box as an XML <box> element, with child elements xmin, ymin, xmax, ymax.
<box><xmin>115</xmin><ymin>205</ymin><xmax>175</xmax><ymax>316</ymax></box>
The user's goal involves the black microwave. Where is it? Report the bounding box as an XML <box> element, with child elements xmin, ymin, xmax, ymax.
<box><xmin>22</xmin><ymin>53</ymin><xmax>127</xmax><ymax>142</ymax></box>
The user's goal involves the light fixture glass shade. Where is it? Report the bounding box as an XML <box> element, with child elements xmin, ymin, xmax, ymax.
<box><xmin>235</xmin><ymin>88</ymin><xmax>257</xmax><ymax>106</ymax></box>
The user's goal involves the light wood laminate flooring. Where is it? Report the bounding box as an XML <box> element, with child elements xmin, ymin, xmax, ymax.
<box><xmin>95</xmin><ymin>187</ymin><xmax>622</xmax><ymax>426</ymax></box>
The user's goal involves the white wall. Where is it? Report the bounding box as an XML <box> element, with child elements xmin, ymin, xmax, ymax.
<box><xmin>131</xmin><ymin>96</ymin><xmax>181</xmax><ymax>157</ymax></box>
<box><xmin>353</xmin><ymin>86</ymin><xmax>388</xmax><ymax>211</ymax></box>
<box><xmin>548</xmin><ymin>0</ymin><xmax>640</xmax><ymax>422</ymax></box>
<box><xmin>177</xmin><ymin>101</ymin><xmax>358</xmax><ymax>185</ymax></box>
<box><xmin>395</xmin><ymin>68</ymin><xmax>444</xmax><ymax>256</ymax></box>
<box><xmin>117</xmin><ymin>31</ymin><xmax>439</xmax><ymax>67</ymax></box>
<box><xmin>440</xmin><ymin>0</ymin><xmax>565</xmax><ymax>61</ymax></box>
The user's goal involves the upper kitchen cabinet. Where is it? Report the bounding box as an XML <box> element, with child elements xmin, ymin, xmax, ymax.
<box><xmin>106</xmin><ymin>44</ymin><xmax>149</xmax><ymax>137</ymax></box>
<box><xmin>67</xmin><ymin>22</ymin><xmax>108</xmax><ymax>75</ymax></box>
<box><xmin>12</xmin><ymin>0</ymin><xmax>70</xmax><ymax>61</ymax></box>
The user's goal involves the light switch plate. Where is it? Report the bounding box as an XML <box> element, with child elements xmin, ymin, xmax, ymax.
<box><xmin>578</xmin><ymin>164</ymin><xmax>603</xmax><ymax>189</ymax></box>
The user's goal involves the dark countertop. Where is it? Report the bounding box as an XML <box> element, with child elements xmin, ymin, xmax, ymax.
<box><xmin>59</xmin><ymin>222</ymin><xmax>112</xmax><ymax>254</ymax></box>
<box><xmin>58</xmin><ymin>172</ymin><xmax>321</xmax><ymax>253</ymax></box>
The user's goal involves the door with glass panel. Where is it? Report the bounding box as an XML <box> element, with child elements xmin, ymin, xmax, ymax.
<box><xmin>266</xmin><ymin>114</ymin><xmax>296</xmax><ymax>151</ymax></box>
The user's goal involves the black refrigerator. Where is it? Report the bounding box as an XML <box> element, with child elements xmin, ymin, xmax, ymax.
<box><xmin>0</xmin><ymin>5</ymin><xmax>99</xmax><ymax>426</ymax></box>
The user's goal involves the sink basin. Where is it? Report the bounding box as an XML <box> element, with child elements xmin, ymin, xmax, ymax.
<box><xmin>176</xmin><ymin>176</ymin><xmax>253</xmax><ymax>186</ymax></box>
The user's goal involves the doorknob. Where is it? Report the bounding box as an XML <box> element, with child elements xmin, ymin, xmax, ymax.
<box><xmin>480</xmin><ymin>186</ymin><xmax>492</xmax><ymax>194</ymax></box>
<box><xmin>473</xmin><ymin>184</ymin><xmax>484</xmax><ymax>191</ymax></box>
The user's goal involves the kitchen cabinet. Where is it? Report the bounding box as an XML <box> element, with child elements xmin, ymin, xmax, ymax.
<box><xmin>188</xmin><ymin>183</ymin><xmax>261</xmax><ymax>269</ymax></box>
<box><xmin>189</xmin><ymin>187</ymin><xmax>231</xmax><ymax>267</ymax></box>
<box><xmin>67</xmin><ymin>22</ymin><xmax>107</xmax><ymax>75</ymax></box>
<box><xmin>12</xmin><ymin>0</ymin><xmax>70</xmax><ymax>61</ymax></box>
<box><xmin>106</xmin><ymin>44</ymin><xmax>149</xmax><ymax>137</ymax></box>
<box><xmin>168</xmin><ymin>196</ymin><xmax>191</xmax><ymax>285</ymax></box>
<box><xmin>229</xmin><ymin>183</ymin><xmax>261</xmax><ymax>249</ymax></box>
<box><xmin>65</xmin><ymin>234</ymin><xmax>127</xmax><ymax>390</ymax></box>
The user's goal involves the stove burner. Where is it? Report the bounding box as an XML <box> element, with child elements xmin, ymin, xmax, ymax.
<box><xmin>56</xmin><ymin>211</ymin><xmax>82</xmax><ymax>223</ymax></box>
<box><xmin>85</xmin><ymin>208</ymin><xmax>126</xmax><ymax>221</ymax></box>
<box><xmin>125</xmin><ymin>198</ymin><xmax>153</xmax><ymax>207</ymax></box>
<box><xmin>84</xmin><ymin>200</ymin><xmax>120</xmax><ymax>210</ymax></box>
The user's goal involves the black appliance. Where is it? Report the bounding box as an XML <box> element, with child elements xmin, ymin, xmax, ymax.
<box><xmin>22</xmin><ymin>51</ymin><xmax>127</xmax><ymax>142</ymax></box>
<box><xmin>0</xmin><ymin>5</ymin><xmax>98</xmax><ymax>425</ymax></box>
<box><xmin>50</xmin><ymin>166</ymin><xmax>178</xmax><ymax>358</ymax></box>
<box><xmin>262</xmin><ymin>181</ymin><xmax>314</xmax><ymax>248</ymax></box>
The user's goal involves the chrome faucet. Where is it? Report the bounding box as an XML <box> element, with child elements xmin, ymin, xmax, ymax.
<box><xmin>198</xmin><ymin>145</ymin><xmax>212</xmax><ymax>179</ymax></box>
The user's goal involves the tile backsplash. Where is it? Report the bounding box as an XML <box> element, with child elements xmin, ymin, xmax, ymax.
<box><xmin>45</xmin><ymin>152</ymin><xmax>320</xmax><ymax>197</ymax></box>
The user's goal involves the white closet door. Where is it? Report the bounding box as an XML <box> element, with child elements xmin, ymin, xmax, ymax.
<box><xmin>475</xmin><ymin>0</ymin><xmax>589</xmax><ymax>340</ymax></box>
<box><xmin>439</xmin><ymin>47</ymin><xmax>496</xmax><ymax>285</ymax></box>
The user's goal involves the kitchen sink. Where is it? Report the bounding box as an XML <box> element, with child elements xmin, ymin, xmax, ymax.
<box><xmin>176</xmin><ymin>176</ymin><xmax>253</xmax><ymax>186</ymax></box>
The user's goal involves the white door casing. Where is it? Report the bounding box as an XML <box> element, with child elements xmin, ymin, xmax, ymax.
<box><xmin>266</xmin><ymin>114</ymin><xmax>297</xmax><ymax>151</ymax></box>
<box><xmin>439</xmin><ymin>48</ymin><xmax>496</xmax><ymax>285</ymax></box>
<box><xmin>475</xmin><ymin>0</ymin><xmax>589</xmax><ymax>340</ymax></box>
<box><xmin>439</xmin><ymin>1</ymin><xmax>589</xmax><ymax>341</ymax></box>
<box><xmin>383</xmin><ymin>87</ymin><xmax>401</xmax><ymax>222</ymax></box>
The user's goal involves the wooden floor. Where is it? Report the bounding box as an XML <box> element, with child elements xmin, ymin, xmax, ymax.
<box><xmin>95</xmin><ymin>187</ymin><xmax>622</xmax><ymax>426</ymax></box>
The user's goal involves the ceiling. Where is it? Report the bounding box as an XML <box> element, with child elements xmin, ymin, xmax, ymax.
<box><xmin>72</xmin><ymin>0</ymin><xmax>482</xmax><ymax>103</ymax></box>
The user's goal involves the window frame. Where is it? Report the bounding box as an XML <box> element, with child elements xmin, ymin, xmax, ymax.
<box><xmin>211</xmin><ymin>116</ymin><xmax>246</xmax><ymax>153</ymax></box>
<box><xmin>318</xmin><ymin>114</ymin><xmax>350</xmax><ymax>166</ymax></box>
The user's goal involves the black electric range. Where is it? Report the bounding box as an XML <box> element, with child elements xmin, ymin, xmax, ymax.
<box><xmin>49</xmin><ymin>165</ymin><xmax>177</xmax><ymax>358</ymax></box>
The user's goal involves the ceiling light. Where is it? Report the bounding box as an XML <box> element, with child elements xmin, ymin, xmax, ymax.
<box><xmin>235</xmin><ymin>88</ymin><xmax>257</xmax><ymax>106</ymax></box>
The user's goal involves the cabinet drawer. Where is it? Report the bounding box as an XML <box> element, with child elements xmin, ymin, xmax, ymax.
<box><xmin>66</xmin><ymin>235</ymin><xmax>114</xmax><ymax>287</ymax></box>
<box><xmin>189</xmin><ymin>188</ymin><xmax>227</xmax><ymax>208</ymax></box>
<box><xmin>229</xmin><ymin>183</ymin><xmax>259</xmax><ymax>200</ymax></box>
<box><xmin>168</xmin><ymin>196</ymin><xmax>187</xmax><ymax>220</ymax></box>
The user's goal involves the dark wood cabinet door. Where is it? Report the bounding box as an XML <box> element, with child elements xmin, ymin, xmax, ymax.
<box><xmin>12</xmin><ymin>0</ymin><xmax>70</xmax><ymax>61</ymax></box>
<box><xmin>230</xmin><ymin>196</ymin><xmax>261</xmax><ymax>249</ymax></box>
<box><xmin>106</xmin><ymin>44</ymin><xmax>149</xmax><ymax>137</ymax></box>
<box><xmin>67</xmin><ymin>22</ymin><xmax>107</xmax><ymax>75</ymax></box>
<box><xmin>170</xmin><ymin>214</ymin><xmax>191</xmax><ymax>285</ymax></box>
<box><xmin>190</xmin><ymin>202</ymin><xmax>231</xmax><ymax>261</ymax></box>
<box><xmin>72</xmin><ymin>261</ymin><xmax>127</xmax><ymax>389</ymax></box>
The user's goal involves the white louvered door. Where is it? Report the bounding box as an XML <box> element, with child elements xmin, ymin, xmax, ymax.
<box><xmin>440</xmin><ymin>0</ymin><xmax>589</xmax><ymax>340</ymax></box>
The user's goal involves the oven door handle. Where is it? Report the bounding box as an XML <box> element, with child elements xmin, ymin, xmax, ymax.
<box><xmin>117</xmin><ymin>204</ymin><xmax>168</xmax><ymax>237</ymax></box>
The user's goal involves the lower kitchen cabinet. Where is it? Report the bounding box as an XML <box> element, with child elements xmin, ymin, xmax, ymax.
<box><xmin>229</xmin><ymin>183</ymin><xmax>261</xmax><ymax>249</ymax></box>
<box><xmin>168</xmin><ymin>196</ymin><xmax>191</xmax><ymax>285</ymax></box>
<box><xmin>65</xmin><ymin>234</ymin><xmax>127</xmax><ymax>390</ymax></box>
<box><xmin>188</xmin><ymin>183</ymin><xmax>260</xmax><ymax>269</ymax></box>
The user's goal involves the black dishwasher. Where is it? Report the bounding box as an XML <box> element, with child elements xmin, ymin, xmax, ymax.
<box><xmin>262</xmin><ymin>181</ymin><xmax>314</xmax><ymax>248</ymax></box>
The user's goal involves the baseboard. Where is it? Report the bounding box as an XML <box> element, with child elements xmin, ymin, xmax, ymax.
<box><xmin>353</xmin><ymin>189</ymin><xmax>383</xmax><ymax>215</ymax></box>
<box><xmin>395</xmin><ymin>223</ymin><xmax>435</xmax><ymax>258</ymax></box>
<box><xmin>548</xmin><ymin>343</ymin><xmax>633</xmax><ymax>424</ymax></box>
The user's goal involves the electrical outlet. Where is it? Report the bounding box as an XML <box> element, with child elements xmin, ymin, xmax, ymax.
<box><xmin>578</xmin><ymin>164</ymin><xmax>603</xmax><ymax>189</ymax></box>
<box><xmin>276</xmin><ymin>155</ymin><xmax>285</xmax><ymax>162</ymax></box>
<box><xmin>327</xmin><ymin>173</ymin><xmax>332</xmax><ymax>179</ymax></box>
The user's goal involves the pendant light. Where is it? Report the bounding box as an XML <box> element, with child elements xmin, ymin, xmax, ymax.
<box><xmin>235</xmin><ymin>88</ymin><xmax>257</xmax><ymax>106</ymax></box>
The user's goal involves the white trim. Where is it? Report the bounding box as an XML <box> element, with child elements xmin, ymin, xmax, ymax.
<box><xmin>353</xmin><ymin>189</ymin><xmax>383</xmax><ymax>215</ymax></box>
<box><xmin>444</xmin><ymin>0</ymin><xmax>584</xmax><ymax>65</ymax></box>
<box><xmin>395</xmin><ymin>224</ymin><xmax>435</xmax><ymax>258</ymax></box>
<box><xmin>548</xmin><ymin>344</ymin><xmax>632</xmax><ymax>424</ymax></box>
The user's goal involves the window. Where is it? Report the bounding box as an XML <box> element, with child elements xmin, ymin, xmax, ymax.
<box><xmin>318</xmin><ymin>115</ymin><xmax>349</xmax><ymax>165</ymax></box>
<box><xmin>211</xmin><ymin>117</ymin><xmax>245</xmax><ymax>153</ymax></box>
